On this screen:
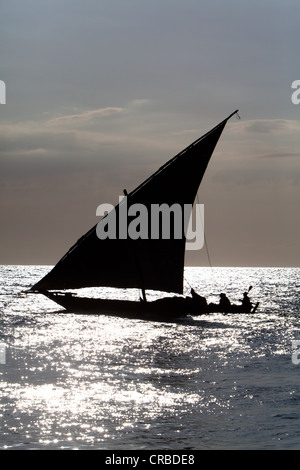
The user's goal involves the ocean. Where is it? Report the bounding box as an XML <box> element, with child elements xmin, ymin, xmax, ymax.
<box><xmin>0</xmin><ymin>266</ymin><xmax>299</xmax><ymax>450</ymax></box>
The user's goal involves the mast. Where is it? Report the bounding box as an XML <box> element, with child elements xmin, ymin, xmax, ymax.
<box><xmin>124</xmin><ymin>188</ymin><xmax>148</xmax><ymax>302</ymax></box>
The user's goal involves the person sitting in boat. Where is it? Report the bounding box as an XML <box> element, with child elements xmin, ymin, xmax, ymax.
<box><xmin>241</xmin><ymin>292</ymin><xmax>252</xmax><ymax>312</ymax></box>
<box><xmin>190</xmin><ymin>288</ymin><xmax>207</xmax><ymax>308</ymax></box>
<box><xmin>219</xmin><ymin>293</ymin><xmax>231</xmax><ymax>312</ymax></box>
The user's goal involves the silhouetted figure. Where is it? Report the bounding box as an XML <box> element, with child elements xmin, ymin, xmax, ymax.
<box><xmin>241</xmin><ymin>292</ymin><xmax>252</xmax><ymax>312</ymax></box>
<box><xmin>219</xmin><ymin>293</ymin><xmax>231</xmax><ymax>312</ymax></box>
<box><xmin>190</xmin><ymin>288</ymin><xmax>207</xmax><ymax>309</ymax></box>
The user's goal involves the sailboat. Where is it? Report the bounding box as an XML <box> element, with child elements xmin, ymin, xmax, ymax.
<box><xmin>28</xmin><ymin>110</ymin><xmax>258</xmax><ymax>319</ymax></box>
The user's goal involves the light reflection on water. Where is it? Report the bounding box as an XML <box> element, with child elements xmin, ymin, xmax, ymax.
<box><xmin>0</xmin><ymin>266</ymin><xmax>300</xmax><ymax>449</ymax></box>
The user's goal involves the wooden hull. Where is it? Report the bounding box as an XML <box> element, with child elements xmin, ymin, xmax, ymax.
<box><xmin>41</xmin><ymin>291</ymin><xmax>259</xmax><ymax>320</ymax></box>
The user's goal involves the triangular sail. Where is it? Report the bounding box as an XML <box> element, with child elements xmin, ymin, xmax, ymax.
<box><xmin>31</xmin><ymin>111</ymin><xmax>237</xmax><ymax>294</ymax></box>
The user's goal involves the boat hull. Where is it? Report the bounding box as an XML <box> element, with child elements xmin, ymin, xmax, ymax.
<box><xmin>40</xmin><ymin>291</ymin><xmax>259</xmax><ymax>320</ymax></box>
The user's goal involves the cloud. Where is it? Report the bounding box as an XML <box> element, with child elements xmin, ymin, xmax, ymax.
<box><xmin>0</xmin><ymin>99</ymin><xmax>196</xmax><ymax>174</ymax></box>
<box><xmin>0</xmin><ymin>99</ymin><xmax>182</xmax><ymax>209</ymax></box>
<box><xmin>0</xmin><ymin>101</ymin><xmax>149</xmax><ymax>159</ymax></box>
<box><xmin>45</xmin><ymin>107</ymin><xmax>124</xmax><ymax>127</ymax></box>
<box><xmin>228</xmin><ymin>119</ymin><xmax>300</xmax><ymax>135</ymax></box>
<box><xmin>257</xmin><ymin>152</ymin><xmax>300</xmax><ymax>159</ymax></box>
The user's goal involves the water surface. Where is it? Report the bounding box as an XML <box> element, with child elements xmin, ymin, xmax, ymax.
<box><xmin>0</xmin><ymin>266</ymin><xmax>299</xmax><ymax>449</ymax></box>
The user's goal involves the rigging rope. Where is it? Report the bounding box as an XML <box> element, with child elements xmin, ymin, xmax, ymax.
<box><xmin>196</xmin><ymin>192</ymin><xmax>213</xmax><ymax>269</ymax></box>
<box><xmin>184</xmin><ymin>193</ymin><xmax>214</xmax><ymax>294</ymax></box>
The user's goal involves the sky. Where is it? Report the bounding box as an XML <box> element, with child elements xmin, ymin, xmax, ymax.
<box><xmin>0</xmin><ymin>0</ymin><xmax>299</xmax><ymax>267</ymax></box>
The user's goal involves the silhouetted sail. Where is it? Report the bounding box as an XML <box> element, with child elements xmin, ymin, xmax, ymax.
<box><xmin>31</xmin><ymin>112</ymin><xmax>237</xmax><ymax>294</ymax></box>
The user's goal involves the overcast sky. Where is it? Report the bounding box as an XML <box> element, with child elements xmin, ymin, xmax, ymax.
<box><xmin>1</xmin><ymin>0</ymin><xmax>299</xmax><ymax>267</ymax></box>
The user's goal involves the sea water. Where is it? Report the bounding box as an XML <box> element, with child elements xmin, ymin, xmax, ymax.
<box><xmin>0</xmin><ymin>266</ymin><xmax>299</xmax><ymax>450</ymax></box>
